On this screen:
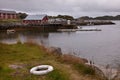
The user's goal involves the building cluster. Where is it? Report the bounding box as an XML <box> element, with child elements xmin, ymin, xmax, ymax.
<box><xmin>0</xmin><ymin>10</ymin><xmax>49</xmax><ymax>25</ymax></box>
<box><xmin>0</xmin><ymin>10</ymin><xmax>69</xmax><ymax>25</ymax></box>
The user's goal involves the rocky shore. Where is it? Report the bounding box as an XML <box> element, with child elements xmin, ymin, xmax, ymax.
<box><xmin>44</xmin><ymin>45</ymin><xmax>120</xmax><ymax>80</ymax></box>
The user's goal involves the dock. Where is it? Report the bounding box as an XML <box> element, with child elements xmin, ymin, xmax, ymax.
<box><xmin>57</xmin><ymin>28</ymin><xmax>102</xmax><ymax>32</ymax></box>
<box><xmin>76</xmin><ymin>29</ymin><xmax>101</xmax><ymax>31</ymax></box>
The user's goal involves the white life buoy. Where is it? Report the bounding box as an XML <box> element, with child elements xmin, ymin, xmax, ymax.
<box><xmin>30</xmin><ymin>65</ymin><xmax>54</xmax><ymax>75</ymax></box>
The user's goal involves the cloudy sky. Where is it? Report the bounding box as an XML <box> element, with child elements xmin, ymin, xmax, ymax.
<box><xmin>0</xmin><ymin>0</ymin><xmax>120</xmax><ymax>18</ymax></box>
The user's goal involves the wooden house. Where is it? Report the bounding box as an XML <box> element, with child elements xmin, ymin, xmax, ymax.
<box><xmin>0</xmin><ymin>10</ymin><xmax>17</xmax><ymax>19</ymax></box>
<box><xmin>23</xmin><ymin>14</ymin><xmax>48</xmax><ymax>24</ymax></box>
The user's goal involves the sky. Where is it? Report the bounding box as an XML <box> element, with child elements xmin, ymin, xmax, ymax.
<box><xmin>0</xmin><ymin>0</ymin><xmax>120</xmax><ymax>18</ymax></box>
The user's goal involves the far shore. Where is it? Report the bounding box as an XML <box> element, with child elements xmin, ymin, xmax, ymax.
<box><xmin>0</xmin><ymin>19</ymin><xmax>115</xmax><ymax>31</ymax></box>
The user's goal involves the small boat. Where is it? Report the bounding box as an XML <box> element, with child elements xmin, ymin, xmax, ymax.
<box><xmin>7</xmin><ymin>29</ymin><xmax>15</xmax><ymax>34</ymax></box>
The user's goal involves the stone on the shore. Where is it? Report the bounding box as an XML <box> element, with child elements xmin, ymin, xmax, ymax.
<box><xmin>113</xmin><ymin>72</ymin><xmax>120</xmax><ymax>80</ymax></box>
<box><xmin>81</xmin><ymin>58</ymin><xmax>88</xmax><ymax>63</ymax></box>
<box><xmin>46</xmin><ymin>47</ymin><xmax>62</xmax><ymax>55</ymax></box>
<box><xmin>9</xmin><ymin>64</ymin><xmax>24</xmax><ymax>69</ymax></box>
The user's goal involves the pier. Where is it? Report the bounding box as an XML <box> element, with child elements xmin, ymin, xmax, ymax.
<box><xmin>57</xmin><ymin>28</ymin><xmax>102</xmax><ymax>32</ymax></box>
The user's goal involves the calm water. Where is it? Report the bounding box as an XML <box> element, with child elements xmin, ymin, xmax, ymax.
<box><xmin>0</xmin><ymin>21</ymin><xmax>120</xmax><ymax>67</ymax></box>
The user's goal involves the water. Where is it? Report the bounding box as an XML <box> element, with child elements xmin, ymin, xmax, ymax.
<box><xmin>0</xmin><ymin>21</ymin><xmax>120</xmax><ymax>68</ymax></box>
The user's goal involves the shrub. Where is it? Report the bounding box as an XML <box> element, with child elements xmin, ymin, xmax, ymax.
<box><xmin>60</xmin><ymin>54</ymin><xmax>85</xmax><ymax>64</ymax></box>
<box><xmin>73</xmin><ymin>63</ymin><xmax>95</xmax><ymax>75</ymax></box>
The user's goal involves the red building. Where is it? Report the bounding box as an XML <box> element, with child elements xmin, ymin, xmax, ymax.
<box><xmin>23</xmin><ymin>14</ymin><xmax>48</xmax><ymax>24</ymax></box>
<box><xmin>0</xmin><ymin>10</ymin><xmax>17</xmax><ymax>19</ymax></box>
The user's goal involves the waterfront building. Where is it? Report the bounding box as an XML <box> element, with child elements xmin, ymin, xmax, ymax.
<box><xmin>0</xmin><ymin>10</ymin><xmax>17</xmax><ymax>19</ymax></box>
<box><xmin>23</xmin><ymin>14</ymin><xmax>48</xmax><ymax>24</ymax></box>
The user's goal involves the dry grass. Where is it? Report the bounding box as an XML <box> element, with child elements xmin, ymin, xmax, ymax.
<box><xmin>60</xmin><ymin>54</ymin><xmax>88</xmax><ymax>64</ymax></box>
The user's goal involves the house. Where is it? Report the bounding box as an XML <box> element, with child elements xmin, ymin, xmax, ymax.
<box><xmin>0</xmin><ymin>10</ymin><xmax>17</xmax><ymax>19</ymax></box>
<box><xmin>23</xmin><ymin>14</ymin><xmax>48</xmax><ymax>24</ymax></box>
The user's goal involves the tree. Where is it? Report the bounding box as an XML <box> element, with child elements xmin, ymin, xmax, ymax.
<box><xmin>94</xmin><ymin>16</ymin><xmax>114</xmax><ymax>20</ymax></box>
<box><xmin>115</xmin><ymin>15</ymin><xmax>120</xmax><ymax>20</ymax></box>
<box><xmin>79</xmin><ymin>16</ymin><xmax>93</xmax><ymax>20</ymax></box>
<box><xmin>56</xmin><ymin>15</ymin><xmax>74</xmax><ymax>20</ymax></box>
<box><xmin>18</xmin><ymin>13</ymin><xmax>28</xmax><ymax>19</ymax></box>
<box><xmin>48</xmin><ymin>15</ymin><xmax>74</xmax><ymax>20</ymax></box>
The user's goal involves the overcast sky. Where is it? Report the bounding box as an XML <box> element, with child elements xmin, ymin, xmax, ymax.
<box><xmin>0</xmin><ymin>0</ymin><xmax>120</xmax><ymax>18</ymax></box>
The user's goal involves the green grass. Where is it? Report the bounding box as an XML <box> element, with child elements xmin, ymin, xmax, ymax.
<box><xmin>0</xmin><ymin>43</ymin><xmax>69</xmax><ymax>80</ymax></box>
<box><xmin>47</xmin><ymin>69</ymin><xmax>69</xmax><ymax>80</ymax></box>
<box><xmin>0</xmin><ymin>43</ymin><xmax>105</xmax><ymax>80</ymax></box>
<box><xmin>0</xmin><ymin>19</ymin><xmax>22</xmax><ymax>23</ymax></box>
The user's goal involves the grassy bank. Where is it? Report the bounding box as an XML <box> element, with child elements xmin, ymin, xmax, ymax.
<box><xmin>0</xmin><ymin>19</ymin><xmax>22</xmax><ymax>23</ymax></box>
<box><xmin>0</xmin><ymin>42</ymin><xmax>105</xmax><ymax>80</ymax></box>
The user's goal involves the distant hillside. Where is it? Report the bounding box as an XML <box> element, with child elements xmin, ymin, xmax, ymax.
<box><xmin>78</xmin><ymin>15</ymin><xmax>120</xmax><ymax>20</ymax></box>
<box><xmin>48</xmin><ymin>15</ymin><xmax>74</xmax><ymax>20</ymax></box>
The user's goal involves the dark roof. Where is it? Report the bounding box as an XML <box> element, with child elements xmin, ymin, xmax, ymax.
<box><xmin>0</xmin><ymin>10</ymin><xmax>16</xmax><ymax>14</ymax></box>
<box><xmin>24</xmin><ymin>14</ymin><xmax>47</xmax><ymax>20</ymax></box>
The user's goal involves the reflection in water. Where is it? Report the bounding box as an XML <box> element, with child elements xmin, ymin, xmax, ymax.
<box><xmin>0</xmin><ymin>32</ymin><xmax>18</xmax><ymax>44</ymax></box>
<box><xmin>0</xmin><ymin>31</ymin><xmax>49</xmax><ymax>46</ymax></box>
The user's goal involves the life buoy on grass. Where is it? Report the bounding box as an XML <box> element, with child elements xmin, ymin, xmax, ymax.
<box><xmin>30</xmin><ymin>65</ymin><xmax>54</xmax><ymax>75</ymax></box>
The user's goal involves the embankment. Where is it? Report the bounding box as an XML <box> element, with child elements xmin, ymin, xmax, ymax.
<box><xmin>0</xmin><ymin>21</ymin><xmax>77</xmax><ymax>31</ymax></box>
<box><xmin>0</xmin><ymin>42</ymin><xmax>107</xmax><ymax>80</ymax></box>
<box><xmin>0</xmin><ymin>20</ymin><xmax>115</xmax><ymax>31</ymax></box>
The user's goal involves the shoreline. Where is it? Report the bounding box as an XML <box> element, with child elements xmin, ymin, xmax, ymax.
<box><xmin>0</xmin><ymin>42</ymin><xmax>107</xmax><ymax>80</ymax></box>
<box><xmin>0</xmin><ymin>40</ymin><xmax>119</xmax><ymax>80</ymax></box>
<box><xmin>0</xmin><ymin>33</ymin><xmax>118</xmax><ymax>78</ymax></box>
<box><xmin>43</xmin><ymin>45</ymin><xmax>120</xmax><ymax>80</ymax></box>
<box><xmin>0</xmin><ymin>20</ymin><xmax>115</xmax><ymax>30</ymax></box>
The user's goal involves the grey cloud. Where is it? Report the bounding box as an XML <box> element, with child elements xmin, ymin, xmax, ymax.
<box><xmin>0</xmin><ymin>0</ymin><xmax>120</xmax><ymax>17</ymax></box>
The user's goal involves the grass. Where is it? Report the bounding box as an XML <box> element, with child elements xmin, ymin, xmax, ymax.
<box><xmin>0</xmin><ymin>19</ymin><xmax>22</xmax><ymax>23</ymax></box>
<box><xmin>0</xmin><ymin>43</ymin><xmax>105</xmax><ymax>80</ymax></box>
<box><xmin>47</xmin><ymin>69</ymin><xmax>69</xmax><ymax>80</ymax></box>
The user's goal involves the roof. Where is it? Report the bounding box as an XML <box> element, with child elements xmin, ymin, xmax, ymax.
<box><xmin>0</xmin><ymin>10</ymin><xmax>16</xmax><ymax>14</ymax></box>
<box><xmin>24</xmin><ymin>14</ymin><xmax>47</xmax><ymax>20</ymax></box>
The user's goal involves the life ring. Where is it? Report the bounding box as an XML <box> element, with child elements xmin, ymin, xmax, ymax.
<box><xmin>30</xmin><ymin>65</ymin><xmax>54</xmax><ymax>75</ymax></box>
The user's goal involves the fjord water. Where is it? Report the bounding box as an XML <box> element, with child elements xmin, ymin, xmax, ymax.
<box><xmin>0</xmin><ymin>21</ymin><xmax>120</xmax><ymax>67</ymax></box>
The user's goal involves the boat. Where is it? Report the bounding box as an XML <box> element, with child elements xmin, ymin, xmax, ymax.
<box><xmin>7</xmin><ymin>29</ymin><xmax>15</xmax><ymax>34</ymax></box>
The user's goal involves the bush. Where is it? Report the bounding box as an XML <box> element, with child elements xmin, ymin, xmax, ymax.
<box><xmin>73</xmin><ymin>63</ymin><xmax>95</xmax><ymax>75</ymax></box>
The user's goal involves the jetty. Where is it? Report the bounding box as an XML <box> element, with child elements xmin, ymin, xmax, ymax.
<box><xmin>57</xmin><ymin>28</ymin><xmax>101</xmax><ymax>32</ymax></box>
<box><xmin>76</xmin><ymin>28</ymin><xmax>101</xmax><ymax>31</ymax></box>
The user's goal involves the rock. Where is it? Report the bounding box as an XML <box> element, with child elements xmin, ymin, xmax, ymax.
<box><xmin>113</xmin><ymin>72</ymin><xmax>120</xmax><ymax>80</ymax></box>
<box><xmin>85</xmin><ymin>63</ymin><xmax>107</xmax><ymax>79</ymax></box>
<box><xmin>93</xmin><ymin>66</ymin><xmax>107</xmax><ymax>79</ymax></box>
<box><xmin>46</xmin><ymin>47</ymin><xmax>62</xmax><ymax>55</ymax></box>
<box><xmin>81</xmin><ymin>58</ymin><xmax>88</xmax><ymax>63</ymax></box>
<box><xmin>9</xmin><ymin>64</ymin><xmax>24</xmax><ymax>69</ymax></box>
